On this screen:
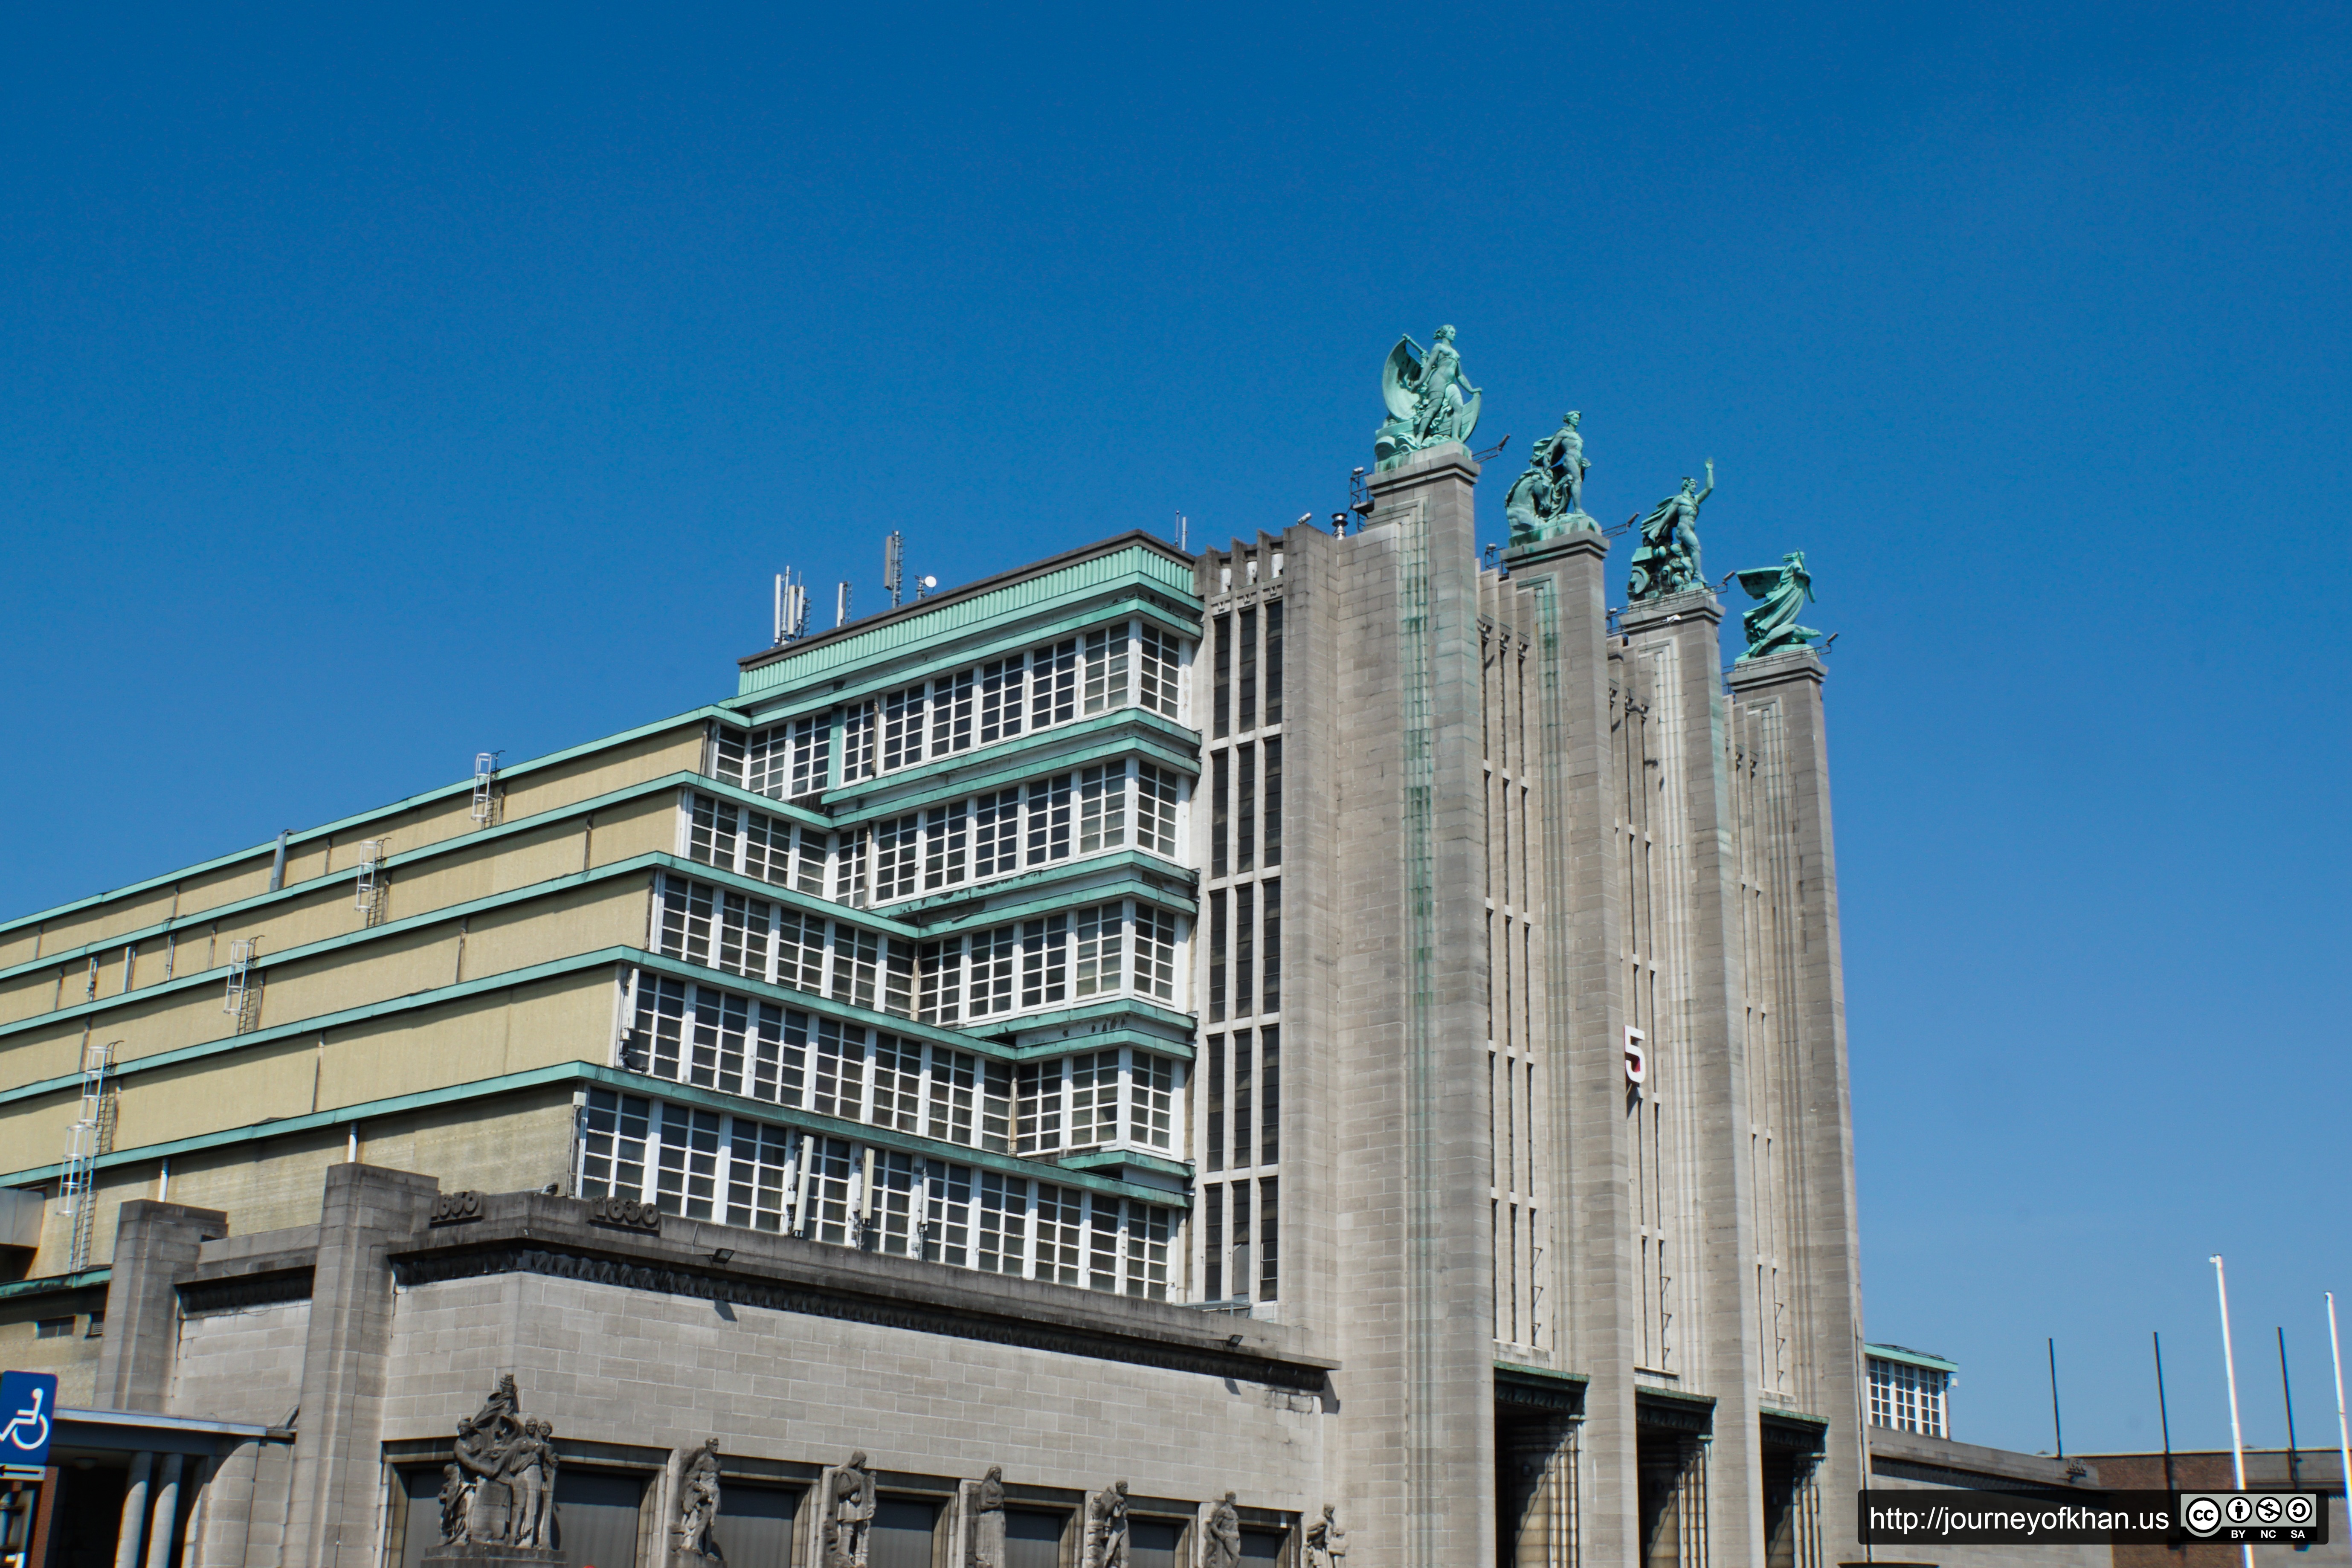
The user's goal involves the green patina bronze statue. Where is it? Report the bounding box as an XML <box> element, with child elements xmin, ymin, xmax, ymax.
<box><xmin>1505</xmin><ymin>411</ymin><xmax>1598</xmax><ymax>544</ymax></box>
<box><xmin>1626</xmin><ymin>461</ymin><xmax>1713</xmax><ymax>601</ymax></box>
<box><xmin>1731</xmin><ymin>551</ymin><xmax>1824</xmax><ymax>661</ymax></box>
<box><xmin>1375</xmin><ymin>325</ymin><xmax>1482</xmax><ymax>469</ymax></box>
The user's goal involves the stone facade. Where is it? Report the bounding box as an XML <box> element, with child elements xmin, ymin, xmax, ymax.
<box><xmin>1</xmin><ymin>446</ymin><xmax>1868</xmax><ymax>1568</ymax></box>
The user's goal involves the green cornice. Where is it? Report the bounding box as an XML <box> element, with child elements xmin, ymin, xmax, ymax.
<box><xmin>0</xmin><ymin>1268</ymin><xmax>111</xmax><ymax>1302</ymax></box>
<box><xmin>0</xmin><ymin>1059</ymin><xmax>1192</xmax><ymax>1210</ymax></box>
<box><xmin>0</xmin><ymin>707</ymin><xmax>732</xmax><ymax>942</ymax></box>
<box><xmin>888</xmin><ymin>846</ymin><xmax>1195</xmax><ymax>922</ymax></box>
<box><xmin>734</xmin><ymin>593</ymin><xmax>1202</xmax><ymax>729</ymax></box>
<box><xmin>6</xmin><ymin>809</ymin><xmax>1194</xmax><ymax>999</ymax></box>
<box><xmin>815</xmin><ymin>710</ymin><xmax>1201</xmax><ymax>816</ymax></box>
<box><xmin>737</xmin><ymin>536</ymin><xmax>1198</xmax><ymax>702</ymax></box>
<box><xmin>1</xmin><ymin>941</ymin><xmax>1195</xmax><ymax>1111</ymax></box>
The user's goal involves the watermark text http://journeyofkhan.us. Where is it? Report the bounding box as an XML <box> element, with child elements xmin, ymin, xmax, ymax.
<box><xmin>1859</xmin><ymin>1490</ymin><xmax>2331</xmax><ymax>1546</ymax></box>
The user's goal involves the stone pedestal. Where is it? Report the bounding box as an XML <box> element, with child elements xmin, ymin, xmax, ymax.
<box><xmin>421</xmin><ymin>1547</ymin><xmax>562</xmax><ymax>1566</ymax></box>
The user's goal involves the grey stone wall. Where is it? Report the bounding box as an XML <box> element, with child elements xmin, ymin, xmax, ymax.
<box><xmin>381</xmin><ymin>1269</ymin><xmax>1325</xmax><ymax>1509</ymax></box>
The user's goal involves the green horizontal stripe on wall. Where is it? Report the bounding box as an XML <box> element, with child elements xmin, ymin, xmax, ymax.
<box><xmin>0</xmin><ymin>942</ymin><xmax>1194</xmax><ymax>1108</ymax></box>
<box><xmin>0</xmin><ymin>706</ymin><xmax>735</xmax><ymax>942</ymax></box>
<box><xmin>0</xmin><ymin>1058</ymin><xmax>1192</xmax><ymax>1209</ymax></box>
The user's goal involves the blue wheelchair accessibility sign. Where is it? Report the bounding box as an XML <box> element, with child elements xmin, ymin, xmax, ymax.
<box><xmin>0</xmin><ymin>1371</ymin><xmax>59</xmax><ymax>1467</ymax></box>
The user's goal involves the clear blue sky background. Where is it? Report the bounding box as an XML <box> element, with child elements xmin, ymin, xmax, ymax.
<box><xmin>4</xmin><ymin>3</ymin><xmax>2345</xmax><ymax>1456</ymax></box>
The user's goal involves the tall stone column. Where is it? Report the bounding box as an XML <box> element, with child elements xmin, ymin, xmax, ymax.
<box><xmin>1725</xmin><ymin>650</ymin><xmax>1864</xmax><ymax>1567</ymax></box>
<box><xmin>144</xmin><ymin>1453</ymin><xmax>183</xmax><ymax>1568</ymax></box>
<box><xmin>112</xmin><ymin>1449</ymin><xmax>151</xmax><ymax>1568</ymax></box>
<box><xmin>94</xmin><ymin>1201</ymin><xmax>228</xmax><ymax>1412</ymax></box>
<box><xmin>281</xmin><ymin>1162</ymin><xmax>439</xmax><ymax>1568</ymax></box>
<box><xmin>1507</xmin><ymin>527</ymin><xmax>1640</xmax><ymax>1568</ymax></box>
<box><xmin>1333</xmin><ymin>442</ymin><xmax>1496</xmax><ymax>1568</ymax></box>
<box><xmin>1618</xmin><ymin>591</ymin><xmax>1766</xmax><ymax>1568</ymax></box>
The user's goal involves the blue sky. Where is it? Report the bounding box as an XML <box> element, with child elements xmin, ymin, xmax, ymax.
<box><xmin>3</xmin><ymin>3</ymin><xmax>2345</xmax><ymax>1455</ymax></box>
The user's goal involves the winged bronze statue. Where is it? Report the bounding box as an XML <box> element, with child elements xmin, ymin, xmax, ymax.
<box><xmin>1375</xmin><ymin>325</ymin><xmax>1482</xmax><ymax>470</ymax></box>
<box><xmin>1731</xmin><ymin>551</ymin><xmax>1824</xmax><ymax>661</ymax></box>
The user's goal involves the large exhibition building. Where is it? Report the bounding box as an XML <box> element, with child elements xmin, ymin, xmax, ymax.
<box><xmin>0</xmin><ymin>338</ymin><xmax>1873</xmax><ymax>1568</ymax></box>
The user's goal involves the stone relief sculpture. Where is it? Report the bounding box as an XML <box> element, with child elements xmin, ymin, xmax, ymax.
<box><xmin>1085</xmin><ymin>1480</ymin><xmax>1130</xmax><ymax>1568</ymax></box>
<box><xmin>431</xmin><ymin>1374</ymin><xmax>561</xmax><ymax>1560</ymax></box>
<box><xmin>1375</xmin><ymin>326</ymin><xmax>1482</xmax><ymax>469</ymax></box>
<box><xmin>1306</xmin><ymin>1506</ymin><xmax>1347</xmax><ymax>1568</ymax></box>
<box><xmin>1627</xmin><ymin>461</ymin><xmax>1714</xmax><ymax>602</ymax></box>
<box><xmin>824</xmin><ymin>1450</ymin><xmax>877</xmax><ymax>1568</ymax></box>
<box><xmin>1203</xmin><ymin>1492</ymin><xmax>1243</xmax><ymax>1568</ymax></box>
<box><xmin>969</xmin><ymin>1465</ymin><xmax>1008</xmax><ymax>1568</ymax></box>
<box><xmin>1730</xmin><ymin>551</ymin><xmax>1824</xmax><ymax>661</ymax></box>
<box><xmin>677</xmin><ymin>1437</ymin><xmax>724</xmax><ymax>1564</ymax></box>
<box><xmin>1505</xmin><ymin>412</ymin><xmax>1597</xmax><ymax>543</ymax></box>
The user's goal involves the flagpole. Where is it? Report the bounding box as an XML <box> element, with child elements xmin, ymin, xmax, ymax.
<box><xmin>2214</xmin><ymin>1255</ymin><xmax>2251</xmax><ymax>1568</ymax></box>
<box><xmin>2329</xmin><ymin>1294</ymin><xmax>2349</xmax><ymax>1548</ymax></box>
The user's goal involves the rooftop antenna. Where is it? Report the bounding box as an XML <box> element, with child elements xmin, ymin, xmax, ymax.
<box><xmin>773</xmin><ymin>570</ymin><xmax>808</xmax><ymax>644</ymax></box>
<box><xmin>835</xmin><ymin>582</ymin><xmax>853</xmax><ymax>629</ymax></box>
<box><xmin>884</xmin><ymin>532</ymin><xmax>905</xmax><ymax>609</ymax></box>
<box><xmin>1176</xmin><ymin>513</ymin><xmax>1188</xmax><ymax>551</ymax></box>
<box><xmin>915</xmin><ymin>574</ymin><xmax>938</xmax><ymax>601</ymax></box>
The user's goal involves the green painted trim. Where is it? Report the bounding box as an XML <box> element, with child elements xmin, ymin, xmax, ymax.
<box><xmin>0</xmin><ymin>854</ymin><xmax>689</xmax><ymax>1044</ymax></box>
<box><xmin>0</xmin><ymin>708</ymin><xmax>733</xmax><ymax>941</ymax></box>
<box><xmin>818</xmin><ymin>710</ymin><xmax>1201</xmax><ymax>815</ymax></box>
<box><xmin>0</xmin><ymin>771</ymin><xmax>725</xmax><ymax>986</ymax></box>
<box><xmin>733</xmin><ymin>594</ymin><xmax>1202</xmax><ymax>729</ymax></box>
<box><xmin>1053</xmin><ymin>1149</ymin><xmax>1192</xmax><ymax>1180</ymax></box>
<box><xmin>9</xmin><ymin>725</ymin><xmax>1198</xmax><ymax>985</ymax></box>
<box><xmin>573</xmin><ymin>1064</ymin><xmax>1188</xmax><ymax>1209</ymax></box>
<box><xmin>1865</xmin><ymin>1343</ymin><xmax>1958</xmax><ymax>1374</ymax></box>
<box><xmin>888</xmin><ymin>847</ymin><xmax>1195</xmax><ymax>922</ymax></box>
<box><xmin>2</xmin><ymin>939</ymin><xmax>1197</xmax><ymax>1116</ymax></box>
<box><xmin>0</xmin><ymin>1062</ymin><xmax>590</xmax><ymax>1185</ymax></box>
<box><xmin>991</xmin><ymin>996</ymin><xmax>1198</xmax><ymax>1041</ymax></box>
<box><xmin>0</xmin><ymin>1268</ymin><xmax>111</xmax><ymax>1301</ymax></box>
<box><xmin>0</xmin><ymin>948</ymin><xmax>637</xmax><ymax>1108</ymax></box>
<box><xmin>0</xmin><ymin>1060</ymin><xmax>1189</xmax><ymax>1210</ymax></box>
<box><xmin>737</xmin><ymin>538</ymin><xmax>1197</xmax><ymax>698</ymax></box>
<box><xmin>1495</xmin><ymin>1359</ymin><xmax>1591</xmax><ymax>1385</ymax></box>
<box><xmin>912</xmin><ymin>864</ymin><xmax>1197</xmax><ymax>938</ymax></box>
<box><xmin>1760</xmin><ymin>1404</ymin><xmax>1831</xmax><ymax>1427</ymax></box>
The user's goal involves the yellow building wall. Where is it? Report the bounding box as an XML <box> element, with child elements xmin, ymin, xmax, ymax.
<box><xmin>0</xmin><ymin>1285</ymin><xmax>110</xmax><ymax>1406</ymax></box>
<box><xmin>6</xmin><ymin>1087</ymin><xmax>580</xmax><ymax>1281</ymax></box>
<box><xmin>0</xmin><ymin>718</ymin><xmax>706</xmax><ymax>990</ymax></box>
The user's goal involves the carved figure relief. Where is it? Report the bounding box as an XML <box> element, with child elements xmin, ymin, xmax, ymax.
<box><xmin>677</xmin><ymin>1438</ymin><xmax>725</xmax><ymax>1563</ymax></box>
<box><xmin>1306</xmin><ymin>1506</ymin><xmax>1347</xmax><ymax>1568</ymax></box>
<box><xmin>1204</xmin><ymin>1493</ymin><xmax>1243</xmax><ymax>1568</ymax></box>
<box><xmin>1085</xmin><ymin>1480</ymin><xmax>1130</xmax><ymax>1568</ymax></box>
<box><xmin>438</xmin><ymin>1374</ymin><xmax>560</xmax><ymax>1554</ymax></box>
<box><xmin>824</xmin><ymin>1450</ymin><xmax>877</xmax><ymax>1568</ymax></box>
<box><xmin>969</xmin><ymin>1466</ymin><xmax>1008</xmax><ymax>1568</ymax></box>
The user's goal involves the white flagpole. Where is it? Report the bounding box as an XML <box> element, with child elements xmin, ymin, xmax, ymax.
<box><xmin>2329</xmin><ymin>1294</ymin><xmax>2350</xmax><ymax>1545</ymax></box>
<box><xmin>2213</xmin><ymin>1255</ymin><xmax>2251</xmax><ymax>1568</ymax></box>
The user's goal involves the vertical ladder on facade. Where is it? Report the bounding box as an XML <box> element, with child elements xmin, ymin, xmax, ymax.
<box><xmin>223</xmin><ymin>938</ymin><xmax>258</xmax><ymax>1031</ymax></box>
<box><xmin>355</xmin><ymin>838</ymin><xmax>386</xmax><ymax>925</ymax></box>
<box><xmin>471</xmin><ymin>752</ymin><xmax>502</xmax><ymax>825</ymax></box>
<box><xmin>60</xmin><ymin>1041</ymin><xmax>116</xmax><ymax>1272</ymax></box>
